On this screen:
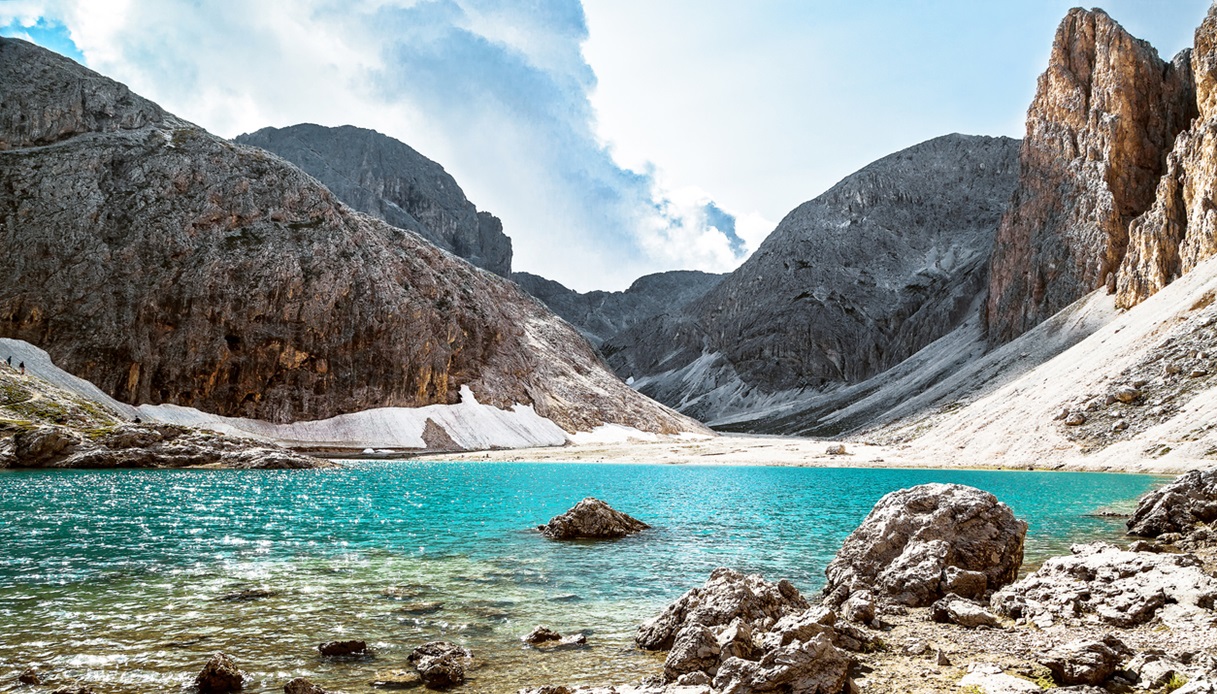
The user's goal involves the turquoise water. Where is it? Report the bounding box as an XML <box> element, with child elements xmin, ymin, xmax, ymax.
<box><xmin>0</xmin><ymin>462</ymin><xmax>1161</xmax><ymax>693</ymax></box>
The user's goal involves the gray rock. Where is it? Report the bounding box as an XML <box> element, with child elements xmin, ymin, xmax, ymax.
<box><xmin>958</xmin><ymin>664</ymin><xmax>1040</xmax><ymax>693</ymax></box>
<box><xmin>235</xmin><ymin>124</ymin><xmax>512</xmax><ymax>277</ymax></box>
<box><xmin>1126</xmin><ymin>651</ymin><xmax>1186</xmax><ymax>689</ymax></box>
<box><xmin>663</xmin><ymin>625</ymin><xmax>721</xmax><ymax>681</ymax></box>
<box><xmin>407</xmin><ymin>641</ymin><xmax>470</xmax><ymax>689</ymax></box>
<box><xmin>1175</xmin><ymin>682</ymin><xmax>1217</xmax><ymax>694</ymax></box>
<box><xmin>823</xmin><ymin>483</ymin><xmax>1027</xmax><ymax>607</ymax></box>
<box><xmin>1040</xmin><ymin>638</ymin><xmax>1125</xmax><ymax>686</ymax></box>
<box><xmin>1127</xmin><ymin>468</ymin><xmax>1217</xmax><ymax>540</ymax></box>
<box><xmin>840</xmin><ymin>590</ymin><xmax>875</xmax><ymax>624</ymax></box>
<box><xmin>932</xmin><ymin>598</ymin><xmax>1001</xmax><ymax>628</ymax></box>
<box><xmin>635</xmin><ymin>568</ymin><xmax>809</xmax><ymax>651</ymax></box>
<box><xmin>195</xmin><ymin>653</ymin><xmax>244</xmax><ymax>693</ymax></box>
<box><xmin>991</xmin><ymin>542</ymin><xmax>1217</xmax><ymax>626</ymax></box>
<box><xmin>942</xmin><ymin>566</ymin><xmax>989</xmax><ymax>600</ymax></box>
<box><xmin>711</xmin><ymin>633</ymin><xmax>851</xmax><ymax>694</ymax></box>
<box><xmin>539</xmin><ymin>498</ymin><xmax>649</xmax><ymax>540</ymax></box>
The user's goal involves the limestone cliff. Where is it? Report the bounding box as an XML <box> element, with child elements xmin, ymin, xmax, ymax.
<box><xmin>512</xmin><ymin>270</ymin><xmax>723</xmax><ymax>347</ymax></box>
<box><xmin>234</xmin><ymin>124</ymin><xmax>512</xmax><ymax>277</ymax></box>
<box><xmin>985</xmin><ymin>8</ymin><xmax>1196</xmax><ymax>344</ymax></box>
<box><xmin>1117</xmin><ymin>5</ymin><xmax>1217</xmax><ymax>307</ymax></box>
<box><xmin>0</xmin><ymin>38</ymin><xmax>699</xmax><ymax>436</ymax></box>
<box><xmin>604</xmin><ymin>134</ymin><xmax>1019</xmax><ymax>423</ymax></box>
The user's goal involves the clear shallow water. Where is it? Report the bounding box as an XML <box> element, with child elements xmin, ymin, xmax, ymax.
<box><xmin>0</xmin><ymin>462</ymin><xmax>1162</xmax><ymax>693</ymax></box>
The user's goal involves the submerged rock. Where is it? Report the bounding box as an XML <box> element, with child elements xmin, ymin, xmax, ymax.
<box><xmin>220</xmin><ymin>588</ymin><xmax>278</xmax><ymax>602</ymax></box>
<box><xmin>318</xmin><ymin>640</ymin><xmax>367</xmax><ymax>657</ymax></box>
<box><xmin>538</xmin><ymin>498</ymin><xmax>649</xmax><ymax>540</ymax></box>
<box><xmin>1127</xmin><ymin>468</ymin><xmax>1217</xmax><ymax>541</ymax></box>
<box><xmin>284</xmin><ymin>678</ymin><xmax>329</xmax><ymax>694</ymax></box>
<box><xmin>195</xmin><ymin>653</ymin><xmax>244</xmax><ymax>693</ymax></box>
<box><xmin>823</xmin><ymin>483</ymin><xmax>1027</xmax><ymax>607</ymax></box>
<box><xmin>369</xmin><ymin>669</ymin><xmax>423</xmax><ymax>689</ymax></box>
<box><xmin>991</xmin><ymin>542</ymin><xmax>1217</xmax><ymax>626</ymax></box>
<box><xmin>18</xmin><ymin>668</ymin><xmax>42</xmax><ymax>685</ymax></box>
<box><xmin>407</xmin><ymin>641</ymin><xmax>470</xmax><ymax>689</ymax></box>
<box><xmin>523</xmin><ymin>626</ymin><xmax>562</xmax><ymax>644</ymax></box>
<box><xmin>635</xmin><ymin>568</ymin><xmax>809</xmax><ymax>651</ymax></box>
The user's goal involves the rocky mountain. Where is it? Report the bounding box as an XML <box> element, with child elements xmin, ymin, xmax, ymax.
<box><xmin>0</xmin><ymin>38</ymin><xmax>699</xmax><ymax>438</ymax></box>
<box><xmin>511</xmin><ymin>270</ymin><xmax>724</xmax><ymax>347</ymax></box>
<box><xmin>984</xmin><ymin>8</ymin><xmax>1197</xmax><ymax>344</ymax></box>
<box><xmin>602</xmin><ymin>134</ymin><xmax>1020</xmax><ymax>425</ymax></box>
<box><xmin>234</xmin><ymin>123</ymin><xmax>512</xmax><ymax>277</ymax></box>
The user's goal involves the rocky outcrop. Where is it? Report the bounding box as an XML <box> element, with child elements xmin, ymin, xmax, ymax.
<box><xmin>0</xmin><ymin>422</ymin><xmax>330</xmax><ymax>469</ymax></box>
<box><xmin>235</xmin><ymin>124</ymin><xmax>512</xmax><ymax>277</ymax></box>
<box><xmin>602</xmin><ymin>134</ymin><xmax>1019</xmax><ymax>428</ymax></box>
<box><xmin>1127</xmin><ymin>468</ymin><xmax>1217</xmax><ymax>540</ymax></box>
<box><xmin>1118</xmin><ymin>5</ymin><xmax>1217</xmax><ymax>307</ymax></box>
<box><xmin>635</xmin><ymin>568</ymin><xmax>810</xmax><ymax>651</ymax></box>
<box><xmin>195</xmin><ymin>653</ymin><xmax>244</xmax><ymax>694</ymax></box>
<box><xmin>985</xmin><ymin>8</ymin><xmax>1196</xmax><ymax>344</ymax></box>
<box><xmin>712</xmin><ymin>633</ymin><xmax>851</xmax><ymax>694</ymax></box>
<box><xmin>991</xmin><ymin>542</ymin><xmax>1217</xmax><ymax>626</ymax></box>
<box><xmin>407</xmin><ymin>641</ymin><xmax>470</xmax><ymax>689</ymax></box>
<box><xmin>823</xmin><ymin>484</ymin><xmax>1027</xmax><ymax>607</ymax></box>
<box><xmin>0</xmin><ymin>38</ymin><xmax>700</xmax><ymax>438</ymax></box>
<box><xmin>513</xmin><ymin>270</ymin><xmax>724</xmax><ymax>348</ymax></box>
<box><xmin>538</xmin><ymin>498</ymin><xmax>650</xmax><ymax>540</ymax></box>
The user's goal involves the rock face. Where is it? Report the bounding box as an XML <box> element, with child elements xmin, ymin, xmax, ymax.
<box><xmin>1127</xmin><ymin>468</ymin><xmax>1217</xmax><ymax>539</ymax></box>
<box><xmin>1040</xmin><ymin>637</ymin><xmax>1128</xmax><ymax>686</ymax></box>
<box><xmin>407</xmin><ymin>641</ymin><xmax>470</xmax><ymax>689</ymax></box>
<box><xmin>602</xmin><ymin>134</ymin><xmax>1019</xmax><ymax>427</ymax></box>
<box><xmin>0</xmin><ymin>38</ymin><xmax>698</xmax><ymax>438</ymax></box>
<box><xmin>538</xmin><ymin>498</ymin><xmax>650</xmax><ymax>540</ymax></box>
<box><xmin>195</xmin><ymin>653</ymin><xmax>244</xmax><ymax>694</ymax></box>
<box><xmin>985</xmin><ymin>8</ymin><xmax>1196</xmax><ymax>344</ymax></box>
<box><xmin>512</xmin><ymin>270</ymin><xmax>724</xmax><ymax>348</ymax></box>
<box><xmin>234</xmin><ymin>124</ymin><xmax>512</xmax><ymax>277</ymax></box>
<box><xmin>1119</xmin><ymin>5</ymin><xmax>1217</xmax><ymax>307</ymax></box>
<box><xmin>823</xmin><ymin>484</ymin><xmax>1027</xmax><ymax>607</ymax></box>
<box><xmin>990</xmin><ymin>542</ymin><xmax>1217</xmax><ymax>626</ymax></box>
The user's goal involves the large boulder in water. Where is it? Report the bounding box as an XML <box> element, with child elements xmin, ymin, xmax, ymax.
<box><xmin>538</xmin><ymin>497</ymin><xmax>649</xmax><ymax>540</ymax></box>
<box><xmin>823</xmin><ymin>483</ymin><xmax>1027</xmax><ymax>607</ymax></box>
<box><xmin>407</xmin><ymin>641</ymin><xmax>470</xmax><ymax>689</ymax></box>
<box><xmin>1128</xmin><ymin>468</ymin><xmax>1217</xmax><ymax>540</ymax></box>
<box><xmin>195</xmin><ymin>653</ymin><xmax>244</xmax><ymax>693</ymax></box>
<box><xmin>635</xmin><ymin>568</ymin><xmax>809</xmax><ymax>651</ymax></box>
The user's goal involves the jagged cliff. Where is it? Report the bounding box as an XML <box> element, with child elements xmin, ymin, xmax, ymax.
<box><xmin>0</xmin><ymin>38</ymin><xmax>699</xmax><ymax>436</ymax></box>
<box><xmin>512</xmin><ymin>270</ymin><xmax>723</xmax><ymax>347</ymax></box>
<box><xmin>1118</xmin><ymin>5</ymin><xmax>1217</xmax><ymax>307</ymax></box>
<box><xmin>234</xmin><ymin>124</ymin><xmax>512</xmax><ymax>277</ymax></box>
<box><xmin>603</xmin><ymin>134</ymin><xmax>1020</xmax><ymax>424</ymax></box>
<box><xmin>985</xmin><ymin>8</ymin><xmax>1196</xmax><ymax>344</ymax></box>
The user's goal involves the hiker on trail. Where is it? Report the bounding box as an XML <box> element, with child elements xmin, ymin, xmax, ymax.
<box><xmin>18</xmin><ymin>361</ymin><xmax>24</xmax><ymax>375</ymax></box>
<box><xmin>5</xmin><ymin>356</ymin><xmax>10</xmax><ymax>367</ymax></box>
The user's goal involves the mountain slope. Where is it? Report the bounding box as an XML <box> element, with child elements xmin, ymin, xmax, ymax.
<box><xmin>234</xmin><ymin>124</ymin><xmax>512</xmax><ymax>277</ymax></box>
<box><xmin>0</xmin><ymin>38</ymin><xmax>700</xmax><ymax>438</ymax></box>
<box><xmin>603</xmin><ymin>134</ymin><xmax>1020</xmax><ymax>426</ymax></box>
<box><xmin>511</xmin><ymin>270</ymin><xmax>724</xmax><ymax>347</ymax></box>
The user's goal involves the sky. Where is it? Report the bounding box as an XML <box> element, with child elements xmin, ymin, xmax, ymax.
<box><xmin>0</xmin><ymin>1</ymin><xmax>1211</xmax><ymax>291</ymax></box>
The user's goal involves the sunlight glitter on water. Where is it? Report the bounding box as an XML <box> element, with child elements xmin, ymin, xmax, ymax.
<box><xmin>0</xmin><ymin>462</ymin><xmax>1164</xmax><ymax>693</ymax></box>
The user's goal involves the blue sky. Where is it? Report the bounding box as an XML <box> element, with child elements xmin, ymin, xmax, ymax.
<box><xmin>1</xmin><ymin>1</ymin><xmax>1210</xmax><ymax>290</ymax></box>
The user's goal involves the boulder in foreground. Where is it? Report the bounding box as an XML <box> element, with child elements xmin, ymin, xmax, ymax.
<box><xmin>538</xmin><ymin>498</ymin><xmax>649</xmax><ymax>540</ymax></box>
<box><xmin>407</xmin><ymin>641</ymin><xmax>470</xmax><ymax>689</ymax></box>
<box><xmin>823</xmin><ymin>483</ymin><xmax>1027</xmax><ymax>607</ymax></box>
